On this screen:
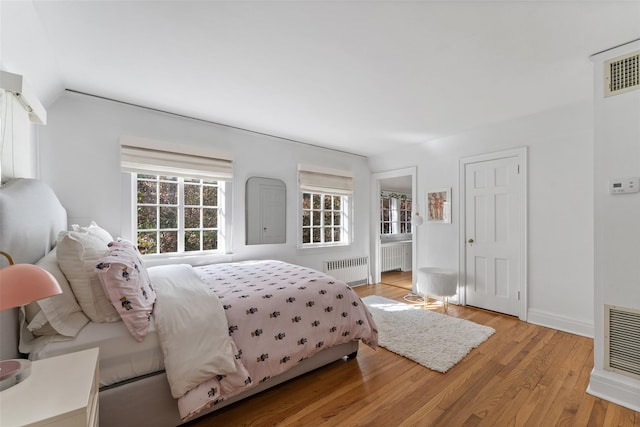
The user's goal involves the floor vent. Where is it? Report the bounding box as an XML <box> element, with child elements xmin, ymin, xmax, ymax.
<box><xmin>323</xmin><ymin>256</ymin><xmax>369</xmax><ymax>287</ymax></box>
<box><xmin>605</xmin><ymin>51</ymin><xmax>640</xmax><ymax>97</ymax></box>
<box><xmin>605</xmin><ymin>304</ymin><xmax>640</xmax><ymax>380</ymax></box>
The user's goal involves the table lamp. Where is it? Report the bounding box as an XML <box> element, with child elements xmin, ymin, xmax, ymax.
<box><xmin>0</xmin><ymin>251</ymin><xmax>62</xmax><ymax>391</ymax></box>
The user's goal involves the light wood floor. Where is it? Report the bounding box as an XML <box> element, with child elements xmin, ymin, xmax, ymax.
<box><xmin>185</xmin><ymin>278</ymin><xmax>639</xmax><ymax>426</ymax></box>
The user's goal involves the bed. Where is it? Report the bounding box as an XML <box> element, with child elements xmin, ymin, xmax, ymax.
<box><xmin>0</xmin><ymin>178</ymin><xmax>378</xmax><ymax>427</ymax></box>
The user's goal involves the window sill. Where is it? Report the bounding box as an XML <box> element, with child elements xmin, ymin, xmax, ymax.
<box><xmin>297</xmin><ymin>242</ymin><xmax>350</xmax><ymax>251</ymax></box>
<box><xmin>142</xmin><ymin>251</ymin><xmax>234</xmax><ymax>267</ymax></box>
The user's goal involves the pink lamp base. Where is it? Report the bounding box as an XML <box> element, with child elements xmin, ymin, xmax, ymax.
<box><xmin>0</xmin><ymin>359</ymin><xmax>31</xmax><ymax>391</ymax></box>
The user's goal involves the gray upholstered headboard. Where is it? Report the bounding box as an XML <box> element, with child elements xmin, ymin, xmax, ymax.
<box><xmin>0</xmin><ymin>178</ymin><xmax>68</xmax><ymax>359</ymax></box>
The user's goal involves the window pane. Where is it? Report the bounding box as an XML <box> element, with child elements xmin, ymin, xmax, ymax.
<box><xmin>138</xmin><ymin>180</ymin><xmax>157</xmax><ymax>204</ymax></box>
<box><xmin>324</xmin><ymin>212</ymin><xmax>332</xmax><ymax>226</ymax></box>
<box><xmin>333</xmin><ymin>213</ymin><xmax>340</xmax><ymax>225</ymax></box>
<box><xmin>137</xmin><ymin>231</ymin><xmax>157</xmax><ymax>254</ymax></box>
<box><xmin>159</xmin><ymin>176</ymin><xmax>177</xmax><ymax>181</ymax></box>
<box><xmin>324</xmin><ymin>228</ymin><xmax>332</xmax><ymax>242</ymax></box>
<box><xmin>312</xmin><ymin>227</ymin><xmax>321</xmax><ymax>243</ymax></box>
<box><xmin>184</xmin><ymin>178</ymin><xmax>199</xmax><ymax>183</ymax></box>
<box><xmin>312</xmin><ymin>194</ymin><xmax>321</xmax><ymax>209</ymax></box>
<box><xmin>382</xmin><ymin>198</ymin><xmax>390</xmax><ymax>209</ymax></box>
<box><xmin>137</xmin><ymin>206</ymin><xmax>157</xmax><ymax>229</ymax></box>
<box><xmin>302</xmin><ymin>193</ymin><xmax>311</xmax><ymax>209</ymax></box>
<box><xmin>138</xmin><ymin>174</ymin><xmax>156</xmax><ymax>180</ymax></box>
<box><xmin>302</xmin><ymin>228</ymin><xmax>310</xmax><ymax>244</ymax></box>
<box><xmin>333</xmin><ymin>197</ymin><xmax>341</xmax><ymax>210</ymax></box>
<box><xmin>203</xmin><ymin>186</ymin><xmax>218</xmax><ymax>206</ymax></box>
<box><xmin>185</xmin><ymin>230</ymin><xmax>201</xmax><ymax>251</ymax></box>
<box><xmin>159</xmin><ymin>182</ymin><xmax>178</xmax><ymax>204</ymax></box>
<box><xmin>203</xmin><ymin>230</ymin><xmax>217</xmax><ymax>250</ymax></box>
<box><xmin>312</xmin><ymin>211</ymin><xmax>321</xmax><ymax>226</ymax></box>
<box><xmin>302</xmin><ymin>210</ymin><xmax>310</xmax><ymax>226</ymax></box>
<box><xmin>159</xmin><ymin>231</ymin><xmax>178</xmax><ymax>253</ymax></box>
<box><xmin>159</xmin><ymin>207</ymin><xmax>177</xmax><ymax>229</ymax></box>
<box><xmin>185</xmin><ymin>207</ymin><xmax>200</xmax><ymax>228</ymax></box>
<box><xmin>333</xmin><ymin>227</ymin><xmax>341</xmax><ymax>242</ymax></box>
<box><xmin>382</xmin><ymin>223</ymin><xmax>390</xmax><ymax>234</ymax></box>
<box><xmin>185</xmin><ymin>184</ymin><xmax>201</xmax><ymax>205</ymax></box>
<box><xmin>324</xmin><ymin>195</ymin><xmax>332</xmax><ymax>210</ymax></box>
<box><xmin>203</xmin><ymin>208</ymin><xmax>217</xmax><ymax>228</ymax></box>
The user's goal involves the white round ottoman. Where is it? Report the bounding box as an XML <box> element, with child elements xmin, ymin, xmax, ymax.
<box><xmin>418</xmin><ymin>267</ymin><xmax>458</xmax><ymax>311</ymax></box>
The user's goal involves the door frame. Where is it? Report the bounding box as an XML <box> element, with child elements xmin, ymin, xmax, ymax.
<box><xmin>371</xmin><ymin>167</ymin><xmax>418</xmax><ymax>288</ymax></box>
<box><xmin>458</xmin><ymin>147</ymin><xmax>528</xmax><ymax>320</ymax></box>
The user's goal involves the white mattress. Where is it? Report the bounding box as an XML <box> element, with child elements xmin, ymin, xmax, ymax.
<box><xmin>29</xmin><ymin>316</ymin><xmax>164</xmax><ymax>387</ymax></box>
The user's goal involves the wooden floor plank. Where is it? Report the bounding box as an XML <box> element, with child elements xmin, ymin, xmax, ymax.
<box><xmin>184</xmin><ymin>282</ymin><xmax>640</xmax><ymax>427</ymax></box>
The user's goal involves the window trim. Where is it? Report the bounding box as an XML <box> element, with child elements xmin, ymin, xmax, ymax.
<box><xmin>380</xmin><ymin>192</ymin><xmax>412</xmax><ymax>235</ymax></box>
<box><xmin>122</xmin><ymin>173</ymin><xmax>233</xmax><ymax>264</ymax></box>
<box><xmin>298</xmin><ymin>190</ymin><xmax>351</xmax><ymax>249</ymax></box>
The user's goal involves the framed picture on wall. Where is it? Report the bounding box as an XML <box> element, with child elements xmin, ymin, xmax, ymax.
<box><xmin>426</xmin><ymin>188</ymin><xmax>451</xmax><ymax>223</ymax></box>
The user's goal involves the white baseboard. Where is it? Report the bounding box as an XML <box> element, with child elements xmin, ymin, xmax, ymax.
<box><xmin>527</xmin><ymin>308</ymin><xmax>594</xmax><ymax>338</ymax></box>
<box><xmin>588</xmin><ymin>369</ymin><xmax>640</xmax><ymax>412</ymax></box>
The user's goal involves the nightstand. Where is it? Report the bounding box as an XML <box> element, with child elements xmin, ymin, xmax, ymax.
<box><xmin>0</xmin><ymin>348</ymin><xmax>99</xmax><ymax>426</ymax></box>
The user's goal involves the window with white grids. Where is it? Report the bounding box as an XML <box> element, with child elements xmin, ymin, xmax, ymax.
<box><xmin>301</xmin><ymin>192</ymin><xmax>349</xmax><ymax>245</ymax></box>
<box><xmin>135</xmin><ymin>174</ymin><xmax>221</xmax><ymax>254</ymax></box>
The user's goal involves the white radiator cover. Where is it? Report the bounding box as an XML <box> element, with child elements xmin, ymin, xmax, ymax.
<box><xmin>605</xmin><ymin>305</ymin><xmax>640</xmax><ymax>380</ymax></box>
<box><xmin>323</xmin><ymin>256</ymin><xmax>369</xmax><ymax>287</ymax></box>
<box><xmin>381</xmin><ymin>244</ymin><xmax>403</xmax><ymax>272</ymax></box>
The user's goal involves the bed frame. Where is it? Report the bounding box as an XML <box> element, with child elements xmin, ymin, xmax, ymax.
<box><xmin>0</xmin><ymin>178</ymin><xmax>358</xmax><ymax>426</ymax></box>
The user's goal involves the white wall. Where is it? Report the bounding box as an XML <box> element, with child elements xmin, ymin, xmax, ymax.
<box><xmin>588</xmin><ymin>41</ymin><xmax>640</xmax><ymax>412</ymax></box>
<box><xmin>369</xmin><ymin>101</ymin><xmax>595</xmax><ymax>336</ymax></box>
<box><xmin>38</xmin><ymin>92</ymin><xmax>371</xmax><ymax>273</ymax></box>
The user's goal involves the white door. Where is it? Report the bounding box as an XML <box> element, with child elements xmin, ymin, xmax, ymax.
<box><xmin>464</xmin><ymin>154</ymin><xmax>522</xmax><ymax>317</ymax></box>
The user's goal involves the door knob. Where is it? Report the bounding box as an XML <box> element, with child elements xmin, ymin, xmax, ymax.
<box><xmin>468</xmin><ymin>238</ymin><xmax>474</xmax><ymax>244</ymax></box>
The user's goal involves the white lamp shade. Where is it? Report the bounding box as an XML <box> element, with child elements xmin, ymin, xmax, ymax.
<box><xmin>411</xmin><ymin>213</ymin><xmax>424</xmax><ymax>227</ymax></box>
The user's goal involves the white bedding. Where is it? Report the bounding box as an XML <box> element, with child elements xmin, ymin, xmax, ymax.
<box><xmin>29</xmin><ymin>319</ymin><xmax>164</xmax><ymax>387</ymax></box>
<box><xmin>149</xmin><ymin>264</ymin><xmax>240</xmax><ymax>398</ymax></box>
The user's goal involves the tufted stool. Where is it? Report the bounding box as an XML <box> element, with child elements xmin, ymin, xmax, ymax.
<box><xmin>417</xmin><ymin>268</ymin><xmax>458</xmax><ymax>311</ymax></box>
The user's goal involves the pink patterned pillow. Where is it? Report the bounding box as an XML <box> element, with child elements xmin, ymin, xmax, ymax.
<box><xmin>95</xmin><ymin>240</ymin><xmax>156</xmax><ymax>341</ymax></box>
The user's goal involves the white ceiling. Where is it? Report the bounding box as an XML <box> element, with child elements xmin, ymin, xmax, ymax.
<box><xmin>4</xmin><ymin>1</ymin><xmax>640</xmax><ymax>156</ymax></box>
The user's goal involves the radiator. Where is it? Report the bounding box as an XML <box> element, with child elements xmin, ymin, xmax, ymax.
<box><xmin>605</xmin><ymin>305</ymin><xmax>640</xmax><ymax>380</ymax></box>
<box><xmin>323</xmin><ymin>256</ymin><xmax>369</xmax><ymax>287</ymax></box>
<box><xmin>381</xmin><ymin>244</ymin><xmax>404</xmax><ymax>272</ymax></box>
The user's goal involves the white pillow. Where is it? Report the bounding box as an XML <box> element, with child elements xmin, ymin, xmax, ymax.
<box><xmin>71</xmin><ymin>221</ymin><xmax>113</xmax><ymax>244</ymax></box>
<box><xmin>24</xmin><ymin>248</ymin><xmax>89</xmax><ymax>337</ymax></box>
<box><xmin>57</xmin><ymin>229</ymin><xmax>120</xmax><ymax>322</ymax></box>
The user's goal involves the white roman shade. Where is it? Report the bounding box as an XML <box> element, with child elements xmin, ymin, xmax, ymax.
<box><xmin>120</xmin><ymin>136</ymin><xmax>233</xmax><ymax>181</ymax></box>
<box><xmin>298</xmin><ymin>166</ymin><xmax>353</xmax><ymax>195</ymax></box>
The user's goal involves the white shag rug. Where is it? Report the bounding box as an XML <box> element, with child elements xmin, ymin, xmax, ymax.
<box><xmin>362</xmin><ymin>295</ymin><xmax>495</xmax><ymax>373</ymax></box>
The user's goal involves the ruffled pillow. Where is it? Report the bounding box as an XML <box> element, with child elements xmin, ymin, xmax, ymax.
<box><xmin>57</xmin><ymin>227</ymin><xmax>120</xmax><ymax>323</ymax></box>
<box><xmin>96</xmin><ymin>240</ymin><xmax>156</xmax><ymax>341</ymax></box>
<box><xmin>24</xmin><ymin>248</ymin><xmax>89</xmax><ymax>336</ymax></box>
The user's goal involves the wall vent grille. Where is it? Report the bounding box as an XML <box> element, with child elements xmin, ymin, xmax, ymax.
<box><xmin>605</xmin><ymin>51</ymin><xmax>640</xmax><ymax>97</ymax></box>
<box><xmin>604</xmin><ymin>304</ymin><xmax>640</xmax><ymax>380</ymax></box>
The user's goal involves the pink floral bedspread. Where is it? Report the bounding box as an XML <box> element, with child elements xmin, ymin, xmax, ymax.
<box><xmin>176</xmin><ymin>260</ymin><xmax>378</xmax><ymax>421</ymax></box>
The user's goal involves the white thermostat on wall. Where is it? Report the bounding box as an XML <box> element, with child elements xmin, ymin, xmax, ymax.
<box><xmin>609</xmin><ymin>177</ymin><xmax>640</xmax><ymax>194</ymax></box>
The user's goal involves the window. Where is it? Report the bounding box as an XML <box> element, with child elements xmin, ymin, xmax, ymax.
<box><xmin>302</xmin><ymin>192</ymin><xmax>349</xmax><ymax>245</ymax></box>
<box><xmin>120</xmin><ymin>136</ymin><xmax>233</xmax><ymax>256</ymax></box>
<box><xmin>298</xmin><ymin>166</ymin><xmax>353</xmax><ymax>247</ymax></box>
<box><xmin>135</xmin><ymin>174</ymin><xmax>221</xmax><ymax>254</ymax></box>
<box><xmin>380</xmin><ymin>193</ymin><xmax>412</xmax><ymax>235</ymax></box>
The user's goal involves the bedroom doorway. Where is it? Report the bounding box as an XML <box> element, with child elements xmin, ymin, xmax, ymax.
<box><xmin>372</xmin><ymin>167</ymin><xmax>417</xmax><ymax>292</ymax></box>
<box><xmin>459</xmin><ymin>148</ymin><xmax>527</xmax><ymax>319</ymax></box>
